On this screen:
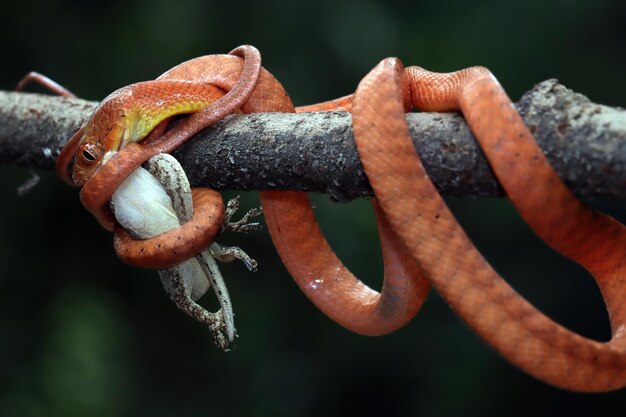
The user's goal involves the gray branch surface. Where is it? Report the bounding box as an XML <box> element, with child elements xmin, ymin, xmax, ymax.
<box><xmin>0</xmin><ymin>79</ymin><xmax>624</xmax><ymax>200</ymax></box>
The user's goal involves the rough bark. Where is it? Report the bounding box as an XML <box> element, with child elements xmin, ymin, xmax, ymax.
<box><xmin>0</xmin><ymin>79</ymin><xmax>624</xmax><ymax>200</ymax></box>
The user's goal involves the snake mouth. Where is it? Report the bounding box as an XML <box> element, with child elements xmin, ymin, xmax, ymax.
<box><xmin>71</xmin><ymin>168</ymin><xmax>93</xmax><ymax>187</ymax></box>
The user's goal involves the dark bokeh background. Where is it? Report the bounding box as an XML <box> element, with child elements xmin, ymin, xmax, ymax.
<box><xmin>1</xmin><ymin>0</ymin><xmax>626</xmax><ymax>416</ymax></box>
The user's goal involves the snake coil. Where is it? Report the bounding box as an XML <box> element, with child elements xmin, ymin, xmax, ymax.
<box><xmin>56</xmin><ymin>46</ymin><xmax>626</xmax><ymax>392</ymax></box>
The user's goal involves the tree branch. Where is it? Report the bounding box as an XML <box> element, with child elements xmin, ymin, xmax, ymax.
<box><xmin>0</xmin><ymin>79</ymin><xmax>624</xmax><ymax>200</ymax></box>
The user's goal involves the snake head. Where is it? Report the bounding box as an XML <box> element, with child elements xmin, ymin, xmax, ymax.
<box><xmin>72</xmin><ymin>119</ymin><xmax>126</xmax><ymax>186</ymax></box>
<box><xmin>71</xmin><ymin>89</ymin><xmax>133</xmax><ymax>186</ymax></box>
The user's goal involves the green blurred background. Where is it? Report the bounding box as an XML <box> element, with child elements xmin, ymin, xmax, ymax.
<box><xmin>1</xmin><ymin>0</ymin><xmax>626</xmax><ymax>415</ymax></box>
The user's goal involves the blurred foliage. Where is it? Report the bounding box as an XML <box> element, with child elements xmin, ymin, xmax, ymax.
<box><xmin>1</xmin><ymin>0</ymin><xmax>626</xmax><ymax>416</ymax></box>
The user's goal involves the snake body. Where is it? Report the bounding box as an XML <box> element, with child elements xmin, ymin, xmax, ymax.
<box><xmin>55</xmin><ymin>46</ymin><xmax>626</xmax><ymax>392</ymax></box>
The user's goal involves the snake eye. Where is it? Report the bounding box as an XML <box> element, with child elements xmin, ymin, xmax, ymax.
<box><xmin>78</xmin><ymin>142</ymin><xmax>101</xmax><ymax>165</ymax></box>
<box><xmin>82</xmin><ymin>149</ymin><xmax>96</xmax><ymax>161</ymax></box>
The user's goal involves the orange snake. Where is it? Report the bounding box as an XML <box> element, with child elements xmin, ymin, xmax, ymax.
<box><xmin>41</xmin><ymin>46</ymin><xmax>626</xmax><ymax>392</ymax></box>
